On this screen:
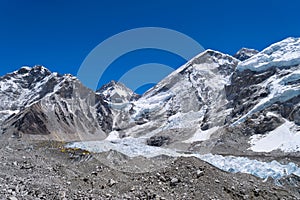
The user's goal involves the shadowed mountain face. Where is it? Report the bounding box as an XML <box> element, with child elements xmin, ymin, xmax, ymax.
<box><xmin>1</xmin><ymin>37</ymin><xmax>300</xmax><ymax>156</ymax></box>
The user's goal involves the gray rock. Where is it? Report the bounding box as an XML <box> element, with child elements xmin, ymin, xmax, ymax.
<box><xmin>233</xmin><ymin>48</ymin><xmax>259</xmax><ymax>61</ymax></box>
<box><xmin>107</xmin><ymin>179</ymin><xmax>117</xmax><ymax>187</ymax></box>
<box><xmin>147</xmin><ymin>136</ymin><xmax>170</xmax><ymax>147</ymax></box>
<box><xmin>170</xmin><ymin>178</ymin><xmax>180</xmax><ymax>186</ymax></box>
<box><xmin>196</xmin><ymin>170</ymin><xmax>204</xmax><ymax>177</ymax></box>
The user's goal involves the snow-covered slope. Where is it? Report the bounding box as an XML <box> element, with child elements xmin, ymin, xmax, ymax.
<box><xmin>232</xmin><ymin>67</ymin><xmax>300</xmax><ymax>125</ymax></box>
<box><xmin>214</xmin><ymin>37</ymin><xmax>300</xmax><ymax>154</ymax></box>
<box><xmin>228</xmin><ymin>38</ymin><xmax>300</xmax><ymax>128</ymax></box>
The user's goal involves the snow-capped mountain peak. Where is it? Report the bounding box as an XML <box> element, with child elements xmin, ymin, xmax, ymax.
<box><xmin>13</xmin><ymin>65</ymin><xmax>51</xmax><ymax>76</ymax></box>
<box><xmin>1</xmin><ymin>66</ymin><xmax>113</xmax><ymax>140</ymax></box>
<box><xmin>97</xmin><ymin>80</ymin><xmax>139</xmax><ymax>103</ymax></box>
<box><xmin>233</xmin><ymin>48</ymin><xmax>259</xmax><ymax>61</ymax></box>
<box><xmin>0</xmin><ymin>66</ymin><xmax>63</xmax><ymax>122</ymax></box>
<box><xmin>144</xmin><ymin>49</ymin><xmax>239</xmax><ymax>99</ymax></box>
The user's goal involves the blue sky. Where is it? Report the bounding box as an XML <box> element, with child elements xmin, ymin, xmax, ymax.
<box><xmin>0</xmin><ymin>0</ymin><xmax>300</xmax><ymax>93</ymax></box>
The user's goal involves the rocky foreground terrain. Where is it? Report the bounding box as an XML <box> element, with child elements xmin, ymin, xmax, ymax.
<box><xmin>0</xmin><ymin>137</ymin><xmax>299</xmax><ymax>200</ymax></box>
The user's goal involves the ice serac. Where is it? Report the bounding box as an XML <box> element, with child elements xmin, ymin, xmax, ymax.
<box><xmin>233</xmin><ymin>48</ymin><xmax>259</xmax><ymax>61</ymax></box>
<box><xmin>237</xmin><ymin>37</ymin><xmax>300</xmax><ymax>72</ymax></box>
<box><xmin>227</xmin><ymin>37</ymin><xmax>300</xmax><ymax>126</ymax></box>
<box><xmin>119</xmin><ymin>50</ymin><xmax>239</xmax><ymax>144</ymax></box>
<box><xmin>1</xmin><ymin>66</ymin><xmax>113</xmax><ymax>141</ymax></box>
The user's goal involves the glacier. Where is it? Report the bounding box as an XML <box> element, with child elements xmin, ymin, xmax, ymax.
<box><xmin>198</xmin><ymin>154</ymin><xmax>300</xmax><ymax>180</ymax></box>
<box><xmin>66</xmin><ymin>138</ymin><xmax>300</xmax><ymax>181</ymax></box>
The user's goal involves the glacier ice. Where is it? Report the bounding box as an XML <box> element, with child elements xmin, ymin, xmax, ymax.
<box><xmin>66</xmin><ymin>138</ymin><xmax>178</xmax><ymax>158</ymax></box>
<box><xmin>67</xmin><ymin>138</ymin><xmax>300</xmax><ymax>181</ymax></box>
<box><xmin>197</xmin><ymin>154</ymin><xmax>300</xmax><ymax>180</ymax></box>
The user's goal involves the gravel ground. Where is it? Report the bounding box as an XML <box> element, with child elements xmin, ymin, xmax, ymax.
<box><xmin>0</xmin><ymin>137</ymin><xmax>299</xmax><ymax>200</ymax></box>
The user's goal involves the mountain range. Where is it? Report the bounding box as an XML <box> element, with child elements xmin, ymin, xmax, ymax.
<box><xmin>1</xmin><ymin>37</ymin><xmax>300</xmax><ymax>158</ymax></box>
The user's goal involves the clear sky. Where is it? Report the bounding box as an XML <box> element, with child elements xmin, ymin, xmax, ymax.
<box><xmin>0</xmin><ymin>0</ymin><xmax>299</xmax><ymax>93</ymax></box>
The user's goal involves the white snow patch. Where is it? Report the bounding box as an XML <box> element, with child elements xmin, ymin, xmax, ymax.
<box><xmin>105</xmin><ymin>131</ymin><xmax>121</xmax><ymax>141</ymax></box>
<box><xmin>21</xmin><ymin>66</ymin><xmax>32</xmax><ymax>71</ymax></box>
<box><xmin>266</xmin><ymin>112</ymin><xmax>279</xmax><ymax>118</ymax></box>
<box><xmin>163</xmin><ymin>109</ymin><xmax>206</xmax><ymax>130</ymax></box>
<box><xmin>132</xmin><ymin>91</ymin><xmax>172</xmax><ymax>119</ymax></box>
<box><xmin>183</xmin><ymin>126</ymin><xmax>219</xmax><ymax>143</ymax></box>
<box><xmin>249</xmin><ymin>120</ymin><xmax>300</xmax><ymax>152</ymax></box>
